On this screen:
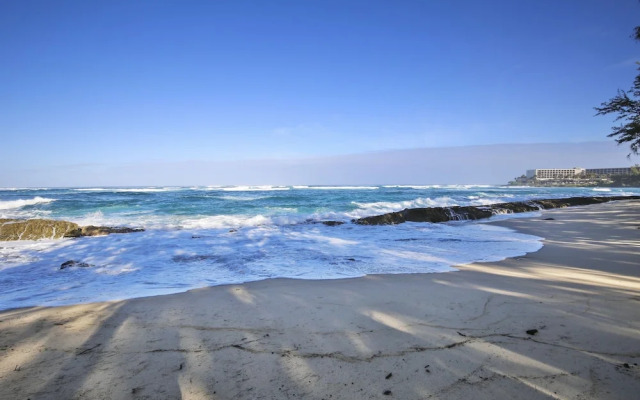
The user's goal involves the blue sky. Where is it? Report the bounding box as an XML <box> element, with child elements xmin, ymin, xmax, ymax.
<box><xmin>1</xmin><ymin>0</ymin><xmax>639</xmax><ymax>186</ymax></box>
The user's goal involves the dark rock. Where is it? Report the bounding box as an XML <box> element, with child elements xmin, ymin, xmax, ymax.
<box><xmin>526</xmin><ymin>329</ymin><xmax>538</xmax><ymax>335</ymax></box>
<box><xmin>321</xmin><ymin>221</ymin><xmax>345</xmax><ymax>226</ymax></box>
<box><xmin>543</xmin><ymin>218</ymin><xmax>555</xmax><ymax>220</ymax></box>
<box><xmin>0</xmin><ymin>218</ymin><xmax>144</xmax><ymax>241</ymax></box>
<box><xmin>76</xmin><ymin>226</ymin><xmax>144</xmax><ymax>237</ymax></box>
<box><xmin>383</xmin><ymin>390</ymin><xmax>392</xmax><ymax>395</ymax></box>
<box><xmin>1</xmin><ymin>219</ymin><xmax>80</xmax><ymax>241</ymax></box>
<box><xmin>60</xmin><ymin>260</ymin><xmax>92</xmax><ymax>270</ymax></box>
<box><xmin>353</xmin><ymin>196</ymin><xmax>640</xmax><ymax>225</ymax></box>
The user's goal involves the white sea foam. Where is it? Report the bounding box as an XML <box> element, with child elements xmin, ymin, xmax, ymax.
<box><xmin>71</xmin><ymin>209</ymin><xmax>307</xmax><ymax>232</ymax></box>
<box><xmin>94</xmin><ymin>263</ymin><xmax>140</xmax><ymax>275</ymax></box>
<box><xmin>402</xmin><ymin>184</ymin><xmax>492</xmax><ymax>190</ymax></box>
<box><xmin>0</xmin><ymin>196</ymin><xmax>56</xmax><ymax>210</ymax></box>
<box><xmin>180</xmin><ymin>214</ymin><xmax>274</xmax><ymax>229</ymax></box>
<box><xmin>72</xmin><ymin>210</ymin><xmax>109</xmax><ymax>227</ymax></box>
<box><xmin>592</xmin><ymin>188</ymin><xmax>612</xmax><ymax>192</ymax></box>
<box><xmin>71</xmin><ymin>211</ymin><xmax>179</xmax><ymax>231</ymax></box>
<box><xmin>219</xmin><ymin>195</ymin><xmax>268</xmax><ymax>201</ymax></box>
<box><xmin>75</xmin><ymin>187</ymin><xmax>180</xmax><ymax>193</ymax></box>
<box><xmin>221</xmin><ymin>186</ymin><xmax>290</xmax><ymax>192</ymax></box>
<box><xmin>0</xmin><ymin>220</ymin><xmax>543</xmax><ymax>309</ymax></box>
<box><xmin>468</xmin><ymin>197</ymin><xmax>515</xmax><ymax>206</ymax></box>
<box><xmin>352</xmin><ymin>196</ymin><xmax>457</xmax><ymax>216</ymax></box>
<box><xmin>350</xmin><ymin>194</ymin><xmax>524</xmax><ymax>217</ymax></box>
<box><xmin>114</xmin><ymin>188</ymin><xmax>177</xmax><ymax>193</ymax></box>
<box><xmin>182</xmin><ymin>186</ymin><xmax>219</xmax><ymax>191</ymax></box>
<box><xmin>382</xmin><ymin>185</ymin><xmax>441</xmax><ymax>189</ymax></box>
<box><xmin>448</xmin><ymin>184</ymin><xmax>493</xmax><ymax>189</ymax></box>
<box><xmin>295</xmin><ymin>186</ymin><xmax>379</xmax><ymax>190</ymax></box>
<box><xmin>0</xmin><ymin>188</ymin><xmax>49</xmax><ymax>191</ymax></box>
<box><xmin>102</xmin><ymin>211</ymin><xmax>316</xmax><ymax>231</ymax></box>
<box><xmin>0</xmin><ymin>238</ymin><xmax>75</xmax><ymax>271</ymax></box>
<box><xmin>0</xmin><ymin>208</ymin><xmax>53</xmax><ymax>220</ymax></box>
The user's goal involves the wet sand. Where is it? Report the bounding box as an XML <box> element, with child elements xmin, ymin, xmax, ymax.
<box><xmin>1</xmin><ymin>200</ymin><xmax>639</xmax><ymax>399</ymax></box>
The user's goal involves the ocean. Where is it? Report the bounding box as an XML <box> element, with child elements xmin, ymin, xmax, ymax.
<box><xmin>1</xmin><ymin>185</ymin><xmax>638</xmax><ymax>310</ymax></box>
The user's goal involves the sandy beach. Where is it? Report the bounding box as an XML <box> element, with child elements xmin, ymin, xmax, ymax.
<box><xmin>0</xmin><ymin>200</ymin><xmax>639</xmax><ymax>399</ymax></box>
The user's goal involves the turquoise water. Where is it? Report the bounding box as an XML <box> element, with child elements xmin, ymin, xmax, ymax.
<box><xmin>1</xmin><ymin>185</ymin><xmax>637</xmax><ymax>309</ymax></box>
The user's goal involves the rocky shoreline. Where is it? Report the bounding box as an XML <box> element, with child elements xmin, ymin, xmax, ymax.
<box><xmin>352</xmin><ymin>195</ymin><xmax>640</xmax><ymax>225</ymax></box>
<box><xmin>0</xmin><ymin>218</ymin><xmax>144</xmax><ymax>241</ymax></box>
<box><xmin>2</xmin><ymin>196</ymin><xmax>638</xmax><ymax>240</ymax></box>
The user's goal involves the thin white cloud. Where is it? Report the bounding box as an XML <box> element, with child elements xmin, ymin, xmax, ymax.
<box><xmin>2</xmin><ymin>141</ymin><xmax>636</xmax><ymax>188</ymax></box>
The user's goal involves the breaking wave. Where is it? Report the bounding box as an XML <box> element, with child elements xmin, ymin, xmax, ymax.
<box><xmin>0</xmin><ymin>197</ymin><xmax>56</xmax><ymax>210</ymax></box>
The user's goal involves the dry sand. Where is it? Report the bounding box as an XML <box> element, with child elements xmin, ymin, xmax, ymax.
<box><xmin>1</xmin><ymin>200</ymin><xmax>639</xmax><ymax>399</ymax></box>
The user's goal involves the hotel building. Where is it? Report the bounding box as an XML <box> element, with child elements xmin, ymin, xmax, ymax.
<box><xmin>526</xmin><ymin>168</ymin><xmax>585</xmax><ymax>180</ymax></box>
<box><xmin>585</xmin><ymin>168</ymin><xmax>633</xmax><ymax>176</ymax></box>
<box><xmin>526</xmin><ymin>167</ymin><xmax>633</xmax><ymax>180</ymax></box>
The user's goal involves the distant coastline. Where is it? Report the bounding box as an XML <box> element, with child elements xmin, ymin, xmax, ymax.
<box><xmin>506</xmin><ymin>180</ymin><xmax>640</xmax><ymax>187</ymax></box>
<box><xmin>508</xmin><ymin>166</ymin><xmax>640</xmax><ymax>187</ymax></box>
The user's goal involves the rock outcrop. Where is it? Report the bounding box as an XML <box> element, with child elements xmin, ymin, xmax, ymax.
<box><xmin>320</xmin><ymin>221</ymin><xmax>345</xmax><ymax>226</ymax></box>
<box><xmin>353</xmin><ymin>195</ymin><xmax>640</xmax><ymax>225</ymax></box>
<box><xmin>74</xmin><ymin>226</ymin><xmax>144</xmax><ymax>237</ymax></box>
<box><xmin>0</xmin><ymin>219</ymin><xmax>81</xmax><ymax>241</ymax></box>
<box><xmin>0</xmin><ymin>219</ymin><xmax>144</xmax><ymax>241</ymax></box>
<box><xmin>60</xmin><ymin>260</ymin><xmax>93</xmax><ymax>270</ymax></box>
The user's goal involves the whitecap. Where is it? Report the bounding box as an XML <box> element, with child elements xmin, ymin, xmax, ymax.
<box><xmin>221</xmin><ymin>186</ymin><xmax>290</xmax><ymax>192</ymax></box>
<box><xmin>439</xmin><ymin>184</ymin><xmax>493</xmax><ymax>189</ymax></box>
<box><xmin>181</xmin><ymin>214</ymin><xmax>273</xmax><ymax>229</ymax></box>
<box><xmin>219</xmin><ymin>195</ymin><xmax>267</xmax><ymax>201</ymax></box>
<box><xmin>180</xmin><ymin>212</ymin><xmax>310</xmax><ymax>229</ymax></box>
<box><xmin>0</xmin><ymin>187</ymin><xmax>49</xmax><ymax>191</ymax></box>
<box><xmin>75</xmin><ymin>187</ymin><xmax>181</xmax><ymax>193</ymax></box>
<box><xmin>351</xmin><ymin>196</ymin><xmax>457</xmax><ymax>216</ymax></box>
<box><xmin>301</xmin><ymin>186</ymin><xmax>379</xmax><ymax>190</ymax></box>
<box><xmin>382</xmin><ymin>185</ymin><xmax>440</xmax><ymax>189</ymax></box>
<box><xmin>0</xmin><ymin>196</ymin><xmax>56</xmax><ymax>210</ymax></box>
